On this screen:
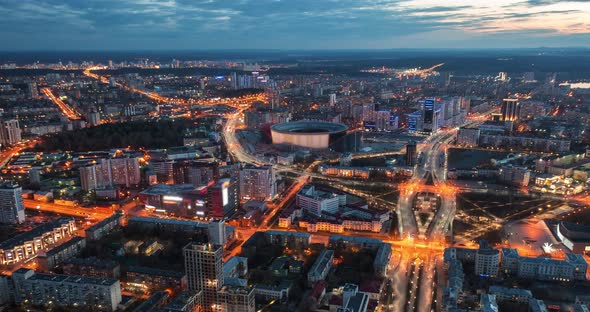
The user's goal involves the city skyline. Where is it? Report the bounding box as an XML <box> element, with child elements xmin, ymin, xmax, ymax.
<box><xmin>0</xmin><ymin>0</ymin><xmax>589</xmax><ymax>50</ymax></box>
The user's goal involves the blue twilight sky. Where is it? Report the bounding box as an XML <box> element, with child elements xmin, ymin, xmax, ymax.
<box><xmin>0</xmin><ymin>0</ymin><xmax>589</xmax><ymax>50</ymax></box>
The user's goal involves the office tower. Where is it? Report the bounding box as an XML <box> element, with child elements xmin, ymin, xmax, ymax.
<box><xmin>108</xmin><ymin>60</ymin><xmax>113</xmax><ymax>68</ymax></box>
<box><xmin>423</xmin><ymin>98</ymin><xmax>435</xmax><ymax>125</ymax></box>
<box><xmin>184</xmin><ymin>243</ymin><xmax>223</xmax><ymax>312</ymax></box>
<box><xmin>208</xmin><ymin>220</ymin><xmax>226</xmax><ymax>246</ymax></box>
<box><xmin>0</xmin><ymin>119</ymin><xmax>21</xmax><ymax>146</ymax></box>
<box><xmin>501</xmin><ymin>98</ymin><xmax>520</xmax><ymax>122</ymax></box>
<box><xmin>406</xmin><ymin>142</ymin><xmax>417</xmax><ymax>167</ymax></box>
<box><xmin>208</xmin><ymin>178</ymin><xmax>238</xmax><ymax>218</ymax></box>
<box><xmin>0</xmin><ymin>183</ymin><xmax>25</xmax><ymax>224</ymax></box>
<box><xmin>239</xmin><ymin>165</ymin><xmax>275</xmax><ymax>201</ymax></box>
<box><xmin>329</xmin><ymin>93</ymin><xmax>337</xmax><ymax>106</ymax></box>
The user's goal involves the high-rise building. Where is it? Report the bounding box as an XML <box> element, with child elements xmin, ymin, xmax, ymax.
<box><xmin>208</xmin><ymin>178</ymin><xmax>238</xmax><ymax>217</ymax></box>
<box><xmin>27</xmin><ymin>82</ymin><xmax>38</xmax><ymax>98</ymax></box>
<box><xmin>79</xmin><ymin>158</ymin><xmax>141</xmax><ymax>191</ymax></box>
<box><xmin>501</xmin><ymin>99</ymin><xmax>520</xmax><ymax>122</ymax></box>
<box><xmin>208</xmin><ymin>220</ymin><xmax>226</xmax><ymax>246</ymax></box>
<box><xmin>0</xmin><ymin>119</ymin><xmax>21</xmax><ymax>146</ymax></box>
<box><xmin>329</xmin><ymin>93</ymin><xmax>337</xmax><ymax>106</ymax></box>
<box><xmin>239</xmin><ymin>165</ymin><xmax>275</xmax><ymax>201</ymax></box>
<box><xmin>406</xmin><ymin>142</ymin><xmax>417</xmax><ymax>167</ymax></box>
<box><xmin>184</xmin><ymin>243</ymin><xmax>224</xmax><ymax>312</ymax></box>
<box><xmin>109</xmin><ymin>158</ymin><xmax>141</xmax><ymax>187</ymax></box>
<box><xmin>0</xmin><ymin>183</ymin><xmax>25</xmax><ymax>224</ymax></box>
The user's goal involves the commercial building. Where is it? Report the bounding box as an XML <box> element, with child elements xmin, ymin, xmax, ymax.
<box><xmin>10</xmin><ymin>268</ymin><xmax>122</xmax><ymax>311</ymax></box>
<box><xmin>37</xmin><ymin>236</ymin><xmax>86</xmax><ymax>272</ymax></box>
<box><xmin>85</xmin><ymin>211</ymin><xmax>123</xmax><ymax>241</ymax></box>
<box><xmin>0</xmin><ymin>217</ymin><xmax>76</xmax><ymax>265</ymax></box>
<box><xmin>140</xmin><ymin>184</ymin><xmax>208</xmax><ymax>217</ymax></box>
<box><xmin>307</xmin><ymin>249</ymin><xmax>334</xmax><ymax>286</ymax></box>
<box><xmin>0</xmin><ymin>119</ymin><xmax>21</xmax><ymax>145</ymax></box>
<box><xmin>0</xmin><ymin>183</ymin><xmax>25</xmax><ymax>224</ymax></box>
<box><xmin>208</xmin><ymin>178</ymin><xmax>238</xmax><ymax>217</ymax></box>
<box><xmin>557</xmin><ymin>221</ymin><xmax>590</xmax><ymax>254</ymax></box>
<box><xmin>296</xmin><ymin>184</ymin><xmax>345</xmax><ymax>217</ymax></box>
<box><xmin>239</xmin><ymin>165</ymin><xmax>276</xmax><ymax>201</ymax></box>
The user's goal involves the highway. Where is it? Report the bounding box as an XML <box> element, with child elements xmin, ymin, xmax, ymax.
<box><xmin>41</xmin><ymin>87</ymin><xmax>81</xmax><ymax>120</ymax></box>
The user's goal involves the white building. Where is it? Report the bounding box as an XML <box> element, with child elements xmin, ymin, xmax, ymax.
<box><xmin>475</xmin><ymin>243</ymin><xmax>500</xmax><ymax>277</ymax></box>
<box><xmin>307</xmin><ymin>249</ymin><xmax>334</xmax><ymax>286</ymax></box>
<box><xmin>0</xmin><ymin>183</ymin><xmax>25</xmax><ymax>224</ymax></box>
<box><xmin>296</xmin><ymin>184</ymin><xmax>344</xmax><ymax>217</ymax></box>
<box><xmin>501</xmin><ymin>248</ymin><xmax>587</xmax><ymax>281</ymax></box>
<box><xmin>208</xmin><ymin>220</ymin><xmax>227</xmax><ymax>246</ymax></box>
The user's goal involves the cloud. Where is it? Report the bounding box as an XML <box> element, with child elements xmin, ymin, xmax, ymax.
<box><xmin>0</xmin><ymin>0</ymin><xmax>588</xmax><ymax>49</ymax></box>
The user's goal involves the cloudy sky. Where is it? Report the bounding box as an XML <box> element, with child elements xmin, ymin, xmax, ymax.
<box><xmin>0</xmin><ymin>0</ymin><xmax>589</xmax><ymax>50</ymax></box>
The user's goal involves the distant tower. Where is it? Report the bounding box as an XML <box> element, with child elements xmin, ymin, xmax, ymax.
<box><xmin>406</xmin><ymin>142</ymin><xmax>417</xmax><ymax>167</ymax></box>
<box><xmin>501</xmin><ymin>99</ymin><xmax>520</xmax><ymax>121</ymax></box>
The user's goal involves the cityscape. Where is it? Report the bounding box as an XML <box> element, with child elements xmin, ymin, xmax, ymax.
<box><xmin>1</xmin><ymin>2</ymin><xmax>590</xmax><ymax>312</ymax></box>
